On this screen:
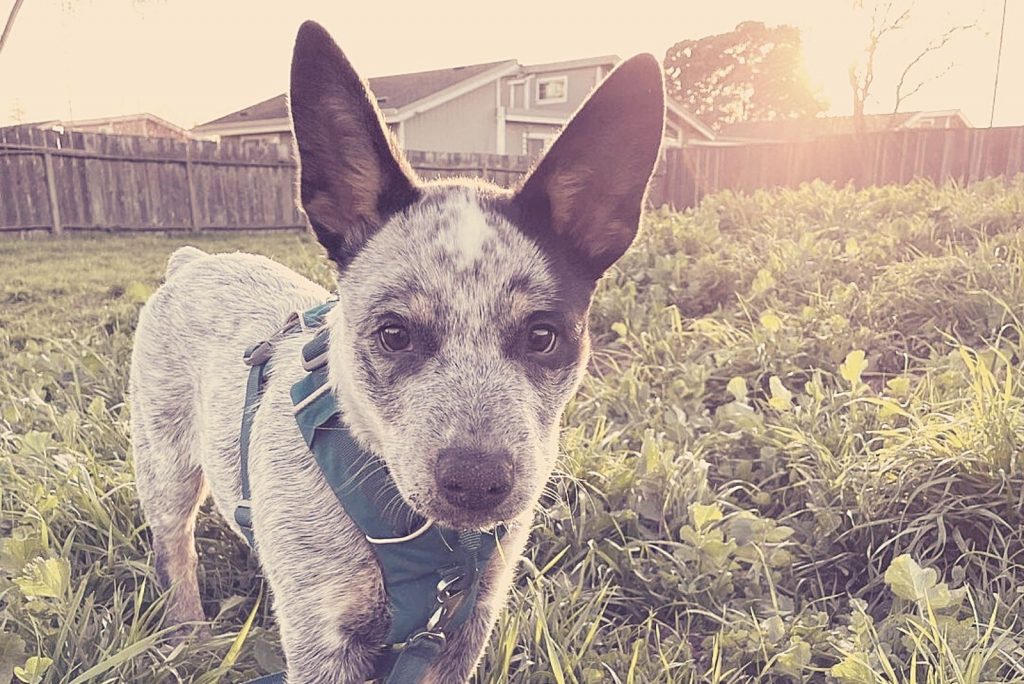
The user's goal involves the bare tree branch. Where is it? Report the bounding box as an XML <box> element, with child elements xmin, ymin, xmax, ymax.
<box><xmin>851</xmin><ymin>0</ymin><xmax>914</xmax><ymax>134</ymax></box>
<box><xmin>0</xmin><ymin>0</ymin><xmax>26</xmax><ymax>57</ymax></box>
<box><xmin>893</xmin><ymin>21</ymin><xmax>975</xmax><ymax>112</ymax></box>
<box><xmin>895</xmin><ymin>61</ymin><xmax>955</xmax><ymax>111</ymax></box>
<box><xmin>851</xmin><ymin>0</ymin><xmax>977</xmax><ymax>133</ymax></box>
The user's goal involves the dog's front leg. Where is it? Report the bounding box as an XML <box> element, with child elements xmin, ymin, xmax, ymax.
<box><xmin>422</xmin><ymin>516</ymin><xmax>532</xmax><ymax>684</ymax></box>
<box><xmin>256</xmin><ymin>494</ymin><xmax>391</xmax><ymax>684</ymax></box>
<box><xmin>248</xmin><ymin>392</ymin><xmax>391</xmax><ymax>683</ymax></box>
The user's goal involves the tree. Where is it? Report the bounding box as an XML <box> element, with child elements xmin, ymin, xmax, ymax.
<box><xmin>848</xmin><ymin>0</ymin><xmax>976</xmax><ymax>134</ymax></box>
<box><xmin>663</xmin><ymin>21</ymin><xmax>827</xmax><ymax>131</ymax></box>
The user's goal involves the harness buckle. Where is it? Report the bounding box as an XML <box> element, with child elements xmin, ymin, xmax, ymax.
<box><xmin>436</xmin><ymin>574</ymin><xmax>466</xmax><ymax>600</ymax></box>
<box><xmin>234</xmin><ymin>500</ymin><xmax>253</xmax><ymax>530</ymax></box>
<box><xmin>425</xmin><ymin>577</ymin><xmax>468</xmax><ymax>632</ymax></box>
<box><xmin>405</xmin><ymin>630</ymin><xmax>447</xmax><ymax>650</ymax></box>
<box><xmin>244</xmin><ymin>312</ymin><xmax>307</xmax><ymax>368</ymax></box>
<box><xmin>244</xmin><ymin>341</ymin><xmax>274</xmax><ymax>367</ymax></box>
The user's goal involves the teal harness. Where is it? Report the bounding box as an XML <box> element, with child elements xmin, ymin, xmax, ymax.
<box><xmin>234</xmin><ymin>301</ymin><xmax>503</xmax><ymax>683</ymax></box>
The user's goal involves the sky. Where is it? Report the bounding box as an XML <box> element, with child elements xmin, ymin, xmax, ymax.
<box><xmin>0</xmin><ymin>0</ymin><xmax>1020</xmax><ymax>130</ymax></box>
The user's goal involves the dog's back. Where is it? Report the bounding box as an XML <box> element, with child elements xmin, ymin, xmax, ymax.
<box><xmin>129</xmin><ymin>248</ymin><xmax>329</xmax><ymax>621</ymax></box>
<box><xmin>130</xmin><ymin>244</ymin><xmax>328</xmax><ymax>482</ymax></box>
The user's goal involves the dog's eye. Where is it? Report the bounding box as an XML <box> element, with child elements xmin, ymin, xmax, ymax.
<box><xmin>378</xmin><ymin>325</ymin><xmax>411</xmax><ymax>352</ymax></box>
<box><xmin>526</xmin><ymin>324</ymin><xmax>557</xmax><ymax>354</ymax></box>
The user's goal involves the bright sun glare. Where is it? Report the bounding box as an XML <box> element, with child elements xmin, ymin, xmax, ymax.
<box><xmin>0</xmin><ymin>0</ymin><xmax>1019</xmax><ymax>127</ymax></box>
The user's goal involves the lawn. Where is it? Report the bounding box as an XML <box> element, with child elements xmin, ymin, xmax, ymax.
<box><xmin>3</xmin><ymin>178</ymin><xmax>1024</xmax><ymax>682</ymax></box>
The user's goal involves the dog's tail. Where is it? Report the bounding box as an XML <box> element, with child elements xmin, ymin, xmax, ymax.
<box><xmin>165</xmin><ymin>246</ymin><xmax>208</xmax><ymax>280</ymax></box>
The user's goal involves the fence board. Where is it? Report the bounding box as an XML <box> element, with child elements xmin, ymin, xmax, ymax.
<box><xmin>0</xmin><ymin>131</ymin><xmax>541</xmax><ymax>233</ymax></box>
<box><xmin>4</xmin><ymin>126</ymin><xmax>1024</xmax><ymax>233</ymax></box>
<box><xmin>660</xmin><ymin>125</ymin><xmax>1024</xmax><ymax>208</ymax></box>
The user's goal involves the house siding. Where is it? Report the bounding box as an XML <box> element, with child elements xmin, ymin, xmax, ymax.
<box><xmin>223</xmin><ymin>131</ymin><xmax>293</xmax><ymax>147</ymax></box>
<box><xmin>66</xmin><ymin>118</ymin><xmax>191</xmax><ymax>140</ymax></box>
<box><xmin>909</xmin><ymin>115</ymin><xmax>968</xmax><ymax>130</ymax></box>
<box><xmin>505</xmin><ymin>121</ymin><xmax>561</xmax><ymax>157</ymax></box>
<box><xmin>500</xmin><ymin>65</ymin><xmax>605</xmax><ymax>114</ymax></box>
<box><xmin>402</xmin><ymin>81</ymin><xmax>497</xmax><ymax>153</ymax></box>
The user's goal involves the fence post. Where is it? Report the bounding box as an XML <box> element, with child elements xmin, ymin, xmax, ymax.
<box><xmin>42</xmin><ymin>151</ymin><xmax>63</xmax><ymax>235</ymax></box>
<box><xmin>185</xmin><ymin>145</ymin><xmax>200</xmax><ymax>231</ymax></box>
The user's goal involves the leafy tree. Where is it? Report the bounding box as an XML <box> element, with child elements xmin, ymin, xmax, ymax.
<box><xmin>663</xmin><ymin>21</ymin><xmax>827</xmax><ymax>130</ymax></box>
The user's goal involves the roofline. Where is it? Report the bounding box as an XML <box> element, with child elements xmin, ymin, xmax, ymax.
<box><xmin>680</xmin><ymin>138</ymin><xmax>752</xmax><ymax>147</ymax></box>
<box><xmin>194</xmin><ymin>60</ymin><xmax>521</xmax><ymax>134</ymax></box>
<box><xmin>31</xmin><ymin>112</ymin><xmax>188</xmax><ymax>132</ymax></box>
<box><xmin>388</xmin><ymin>60</ymin><xmax>520</xmax><ymax>122</ymax></box>
<box><xmin>665</xmin><ymin>98</ymin><xmax>715</xmax><ymax>140</ymax></box>
<box><xmin>192</xmin><ymin>117</ymin><xmax>293</xmax><ymax>136</ymax></box>
<box><xmin>723</xmin><ymin>108</ymin><xmax>975</xmax><ymax>137</ymax></box>
<box><xmin>505</xmin><ymin>113</ymin><xmax>566</xmax><ymax>125</ymax></box>
<box><xmin>900</xmin><ymin>109</ymin><xmax>973</xmax><ymax>128</ymax></box>
<box><xmin>520</xmin><ymin>54</ymin><xmax>620</xmax><ymax>73</ymax></box>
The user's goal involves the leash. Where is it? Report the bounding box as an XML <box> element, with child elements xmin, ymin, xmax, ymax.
<box><xmin>233</xmin><ymin>301</ymin><xmax>503</xmax><ymax>683</ymax></box>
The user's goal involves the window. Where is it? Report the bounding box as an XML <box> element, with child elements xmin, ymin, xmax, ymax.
<box><xmin>510</xmin><ymin>82</ymin><xmax>526</xmax><ymax>108</ymax></box>
<box><xmin>525</xmin><ymin>132</ymin><xmax>557</xmax><ymax>157</ymax></box>
<box><xmin>536</xmin><ymin>76</ymin><xmax>567</xmax><ymax>104</ymax></box>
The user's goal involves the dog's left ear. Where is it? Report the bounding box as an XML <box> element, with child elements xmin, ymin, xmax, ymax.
<box><xmin>511</xmin><ymin>54</ymin><xmax>665</xmax><ymax>280</ymax></box>
<box><xmin>290</xmin><ymin>21</ymin><xmax>420</xmax><ymax>267</ymax></box>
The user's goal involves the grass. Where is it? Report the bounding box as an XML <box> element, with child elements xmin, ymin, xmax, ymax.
<box><xmin>3</xmin><ymin>176</ymin><xmax>1024</xmax><ymax>682</ymax></box>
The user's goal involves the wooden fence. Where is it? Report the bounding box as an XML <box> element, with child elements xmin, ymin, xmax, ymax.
<box><xmin>4</xmin><ymin>125</ymin><xmax>1024</xmax><ymax>233</ymax></box>
<box><xmin>660</xmin><ymin>125</ymin><xmax>1024</xmax><ymax>208</ymax></box>
<box><xmin>0</xmin><ymin>127</ymin><xmax>533</xmax><ymax>233</ymax></box>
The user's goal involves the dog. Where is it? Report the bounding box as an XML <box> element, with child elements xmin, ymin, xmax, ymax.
<box><xmin>129</xmin><ymin>20</ymin><xmax>664</xmax><ymax>683</ymax></box>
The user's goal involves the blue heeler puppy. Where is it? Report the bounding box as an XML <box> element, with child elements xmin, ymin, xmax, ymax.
<box><xmin>129</xmin><ymin>20</ymin><xmax>665</xmax><ymax>683</ymax></box>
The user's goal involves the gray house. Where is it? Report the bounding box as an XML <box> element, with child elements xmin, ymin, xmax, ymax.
<box><xmin>192</xmin><ymin>56</ymin><xmax>714</xmax><ymax>156</ymax></box>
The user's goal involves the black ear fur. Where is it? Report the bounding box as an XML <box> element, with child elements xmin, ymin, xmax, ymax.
<box><xmin>290</xmin><ymin>20</ymin><xmax>420</xmax><ymax>267</ymax></box>
<box><xmin>511</xmin><ymin>54</ymin><xmax>665</xmax><ymax>279</ymax></box>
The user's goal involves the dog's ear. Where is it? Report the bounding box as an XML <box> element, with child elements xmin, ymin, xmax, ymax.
<box><xmin>290</xmin><ymin>21</ymin><xmax>420</xmax><ymax>267</ymax></box>
<box><xmin>511</xmin><ymin>54</ymin><xmax>664</xmax><ymax>280</ymax></box>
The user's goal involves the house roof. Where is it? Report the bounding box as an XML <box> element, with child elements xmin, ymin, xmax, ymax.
<box><xmin>666</xmin><ymin>98</ymin><xmax>715</xmax><ymax>141</ymax></box>
<box><xmin>196</xmin><ymin>59</ymin><xmax>517</xmax><ymax>129</ymax></box>
<box><xmin>719</xmin><ymin>110</ymin><xmax>972</xmax><ymax>141</ymax></box>
<box><xmin>16</xmin><ymin>113</ymin><xmax>189</xmax><ymax>135</ymax></box>
<box><xmin>520</xmin><ymin>55</ymin><xmax>619</xmax><ymax>74</ymax></box>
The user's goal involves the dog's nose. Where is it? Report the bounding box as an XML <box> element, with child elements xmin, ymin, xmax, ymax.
<box><xmin>435</xmin><ymin>448</ymin><xmax>513</xmax><ymax>511</ymax></box>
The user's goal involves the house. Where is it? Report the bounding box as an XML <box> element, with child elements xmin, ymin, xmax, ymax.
<box><xmin>719</xmin><ymin>110</ymin><xmax>972</xmax><ymax>143</ymax></box>
<box><xmin>192</xmin><ymin>56</ymin><xmax>715</xmax><ymax>156</ymax></box>
<box><xmin>17</xmin><ymin>113</ymin><xmax>193</xmax><ymax>140</ymax></box>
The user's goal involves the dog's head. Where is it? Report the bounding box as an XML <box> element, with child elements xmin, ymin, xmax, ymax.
<box><xmin>289</xmin><ymin>21</ymin><xmax>664</xmax><ymax>530</ymax></box>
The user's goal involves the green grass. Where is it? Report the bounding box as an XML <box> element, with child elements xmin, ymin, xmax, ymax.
<box><xmin>3</xmin><ymin>177</ymin><xmax>1024</xmax><ymax>682</ymax></box>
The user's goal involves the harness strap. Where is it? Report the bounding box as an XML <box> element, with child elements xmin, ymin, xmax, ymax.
<box><xmin>234</xmin><ymin>309</ymin><xmax>318</xmax><ymax>545</ymax></box>
<box><xmin>383</xmin><ymin>634</ymin><xmax>445</xmax><ymax>682</ymax></box>
<box><xmin>234</xmin><ymin>301</ymin><xmax>502</xmax><ymax>683</ymax></box>
<box><xmin>234</xmin><ymin>343</ymin><xmax>266</xmax><ymax>547</ymax></box>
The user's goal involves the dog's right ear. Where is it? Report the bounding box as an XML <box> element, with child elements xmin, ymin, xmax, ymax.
<box><xmin>290</xmin><ymin>21</ymin><xmax>420</xmax><ymax>267</ymax></box>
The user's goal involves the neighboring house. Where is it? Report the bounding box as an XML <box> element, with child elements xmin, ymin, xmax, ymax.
<box><xmin>15</xmin><ymin>113</ymin><xmax>193</xmax><ymax>140</ymax></box>
<box><xmin>192</xmin><ymin>56</ymin><xmax>715</xmax><ymax>156</ymax></box>
<box><xmin>719</xmin><ymin>110</ymin><xmax>972</xmax><ymax>142</ymax></box>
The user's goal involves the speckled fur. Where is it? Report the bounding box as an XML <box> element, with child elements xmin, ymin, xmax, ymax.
<box><xmin>130</xmin><ymin>20</ymin><xmax>663</xmax><ymax>684</ymax></box>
